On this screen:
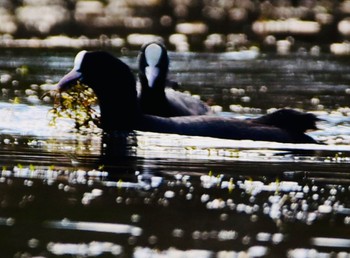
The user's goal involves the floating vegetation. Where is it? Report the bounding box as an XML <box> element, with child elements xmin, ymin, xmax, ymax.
<box><xmin>46</xmin><ymin>83</ymin><xmax>100</xmax><ymax>133</ymax></box>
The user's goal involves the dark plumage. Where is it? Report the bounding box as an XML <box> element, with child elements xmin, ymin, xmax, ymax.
<box><xmin>251</xmin><ymin>109</ymin><xmax>320</xmax><ymax>134</ymax></box>
<box><xmin>56</xmin><ymin>50</ymin><xmax>321</xmax><ymax>144</ymax></box>
<box><xmin>138</xmin><ymin>41</ymin><xmax>211</xmax><ymax>116</ymax></box>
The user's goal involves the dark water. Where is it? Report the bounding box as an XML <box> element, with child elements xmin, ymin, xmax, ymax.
<box><xmin>0</xmin><ymin>49</ymin><xmax>350</xmax><ymax>257</ymax></box>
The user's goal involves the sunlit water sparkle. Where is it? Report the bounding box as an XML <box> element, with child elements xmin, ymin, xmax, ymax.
<box><xmin>1</xmin><ymin>50</ymin><xmax>350</xmax><ymax>257</ymax></box>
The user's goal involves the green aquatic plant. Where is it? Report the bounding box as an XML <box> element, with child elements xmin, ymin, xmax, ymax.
<box><xmin>11</xmin><ymin>97</ymin><xmax>20</xmax><ymax>104</ymax></box>
<box><xmin>47</xmin><ymin>83</ymin><xmax>100</xmax><ymax>132</ymax></box>
<box><xmin>275</xmin><ymin>177</ymin><xmax>280</xmax><ymax>195</ymax></box>
<box><xmin>228</xmin><ymin>178</ymin><xmax>234</xmax><ymax>193</ymax></box>
<box><xmin>228</xmin><ymin>149</ymin><xmax>240</xmax><ymax>158</ymax></box>
<box><xmin>29</xmin><ymin>164</ymin><xmax>35</xmax><ymax>172</ymax></box>
<box><xmin>117</xmin><ymin>179</ymin><xmax>123</xmax><ymax>189</ymax></box>
<box><xmin>17</xmin><ymin>65</ymin><xmax>29</xmax><ymax>76</ymax></box>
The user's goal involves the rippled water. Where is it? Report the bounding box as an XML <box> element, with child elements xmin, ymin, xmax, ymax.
<box><xmin>0</xmin><ymin>49</ymin><xmax>350</xmax><ymax>257</ymax></box>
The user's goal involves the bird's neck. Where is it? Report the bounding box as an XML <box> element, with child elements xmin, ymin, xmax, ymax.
<box><xmin>91</xmin><ymin>80</ymin><xmax>139</xmax><ymax>132</ymax></box>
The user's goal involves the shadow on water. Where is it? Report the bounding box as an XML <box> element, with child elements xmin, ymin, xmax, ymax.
<box><xmin>1</xmin><ymin>50</ymin><xmax>350</xmax><ymax>257</ymax></box>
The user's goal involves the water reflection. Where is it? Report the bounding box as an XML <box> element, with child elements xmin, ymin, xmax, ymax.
<box><xmin>1</xmin><ymin>161</ymin><xmax>350</xmax><ymax>257</ymax></box>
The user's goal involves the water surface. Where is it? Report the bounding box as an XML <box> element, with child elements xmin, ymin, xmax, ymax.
<box><xmin>0</xmin><ymin>49</ymin><xmax>350</xmax><ymax>257</ymax></box>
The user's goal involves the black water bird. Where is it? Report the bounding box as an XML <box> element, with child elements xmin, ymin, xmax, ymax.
<box><xmin>138</xmin><ymin>41</ymin><xmax>211</xmax><ymax>116</ymax></box>
<box><xmin>251</xmin><ymin>109</ymin><xmax>320</xmax><ymax>134</ymax></box>
<box><xmin>56</xmin><ymin>50</ymin><xmax>321</xmax><ymax>144</ymax></box>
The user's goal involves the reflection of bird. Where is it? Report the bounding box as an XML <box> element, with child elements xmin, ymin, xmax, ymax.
<box><xmin>56</xmin><ymin>50</ymin><xmax>321</xmax><ymax>144</ymax></box>
<box><xmin>138</xmin><ymin>41</ymin><xmax>211</xmax><ymax>116</ymax></box>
